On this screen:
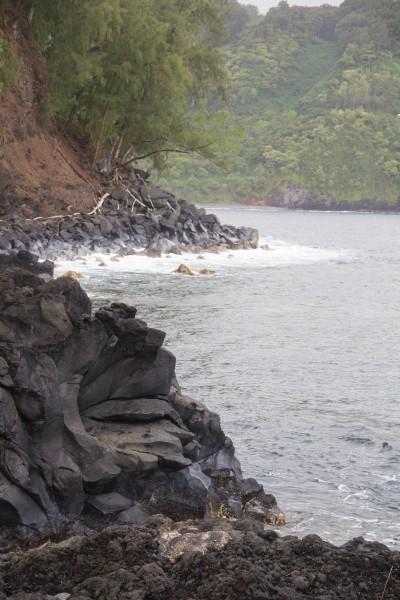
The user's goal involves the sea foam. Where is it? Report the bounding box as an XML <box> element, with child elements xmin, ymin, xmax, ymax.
<box><xmin>55</xmin><ymin>237</ymin><xmax>353</xmax><ymax>278</ymax></box>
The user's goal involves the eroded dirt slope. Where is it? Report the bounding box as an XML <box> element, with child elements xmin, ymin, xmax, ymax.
<box><xmin>0</xmin><ymin>12</ymin><xmax>98</xmax><ymax>219</ymax></box>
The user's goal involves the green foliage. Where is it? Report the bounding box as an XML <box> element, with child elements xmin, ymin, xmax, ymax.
<box><xmin>0</xmin><ymin>34</ymin><xmax>19</xmax><ymax>94</ymax></box>
<box><xmin>158</xmin><ymin>0</ymin><xmax>400</xmax><ymax>206</ymax></box>
<box><xmin>223</xmin><ymin>0</ymin><xmax>260</xmax><ymax>43</ymax></box>
<box><xmin>261</xmin><ymin>110</ymin><xmax>400</xmax><ymax>202</ymax></box>
<box><xmin>18</xmin><ymin>0</ymin><xmax>228</xmax><ymax>165</ymax></box>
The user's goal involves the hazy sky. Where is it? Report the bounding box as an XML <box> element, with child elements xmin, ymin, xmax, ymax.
<box><xmin>241</xmin><ymin>0</ymin><xmax>342</xmax><ymax>14</ymax></box>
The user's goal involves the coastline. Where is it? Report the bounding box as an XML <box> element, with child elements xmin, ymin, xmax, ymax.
<box><xmin>0</xmin><ymin>167</ymin><xmax>258</xmax><ymax>261</ymax></box>
<box><xmin>0</xmin><ymin>251</ymin><xmax>278</xmax><ymax>547</ymax></box>
<box><xmin>2</xmin><ymin>515</ymin><xmax>400</xmax><ymax>599</ymax></box>
<box><xmin>246</xmin><ymin>183</ymin><xmax>400</xmax><ymax>214</ymax></box>
<box><xmin>0</xmin><ymin>242</ymin><xmax>399</xmax><ymax>598</ymax></box>
<box><xmin>0</xmin><ymin>6</ymin><xmax>399</xmax><ymax>597</ymax></box>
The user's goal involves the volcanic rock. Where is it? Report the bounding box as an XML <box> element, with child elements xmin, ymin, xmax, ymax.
<box><xmin>2</xmin><ymin>520</ymin><xmax>400</xmax><ymax>600</ymax></box>
<box><xmin>0</xmin><ymin>252</ymin><xmax>277</xmax><ymax>546</ymax></box>
<box><xmin>0</xmin><ymin>167</ymin><xmax>259</xmax><ymax>260</ymax></box>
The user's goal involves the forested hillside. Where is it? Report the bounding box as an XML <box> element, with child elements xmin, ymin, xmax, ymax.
<box><xmin>1</xmin><ymin>0</ymin><xmax>400</xmax><ymax>212</ymax></box>
<box><xmin>157</xmin><ymin>0</ymin><xmax>400</xmax><ymax>209</ymax></box>
<box><xmin>0</xmin><ymin>0</ymin><xmax>228</xmax><ymax>215</ymax></box>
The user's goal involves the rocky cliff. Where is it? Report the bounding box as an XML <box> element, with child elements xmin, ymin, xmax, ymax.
<box><xmin>0</xmin><ymin>166</ymin><xmax>258</xmax><ymax>259</ymax></box>
<box><xmin>0</xmin><ymin>252</ymin><xmax>277</xmax><ymax>547</ymax></box>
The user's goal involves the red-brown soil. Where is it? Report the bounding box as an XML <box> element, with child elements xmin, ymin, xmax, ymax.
<box><xmin>0</xmin><ymin>13</ymin><xmax>98</xmax><ymax>219</ymax></box>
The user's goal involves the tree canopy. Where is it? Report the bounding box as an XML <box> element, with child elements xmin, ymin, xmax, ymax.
<box><xmin>1</xmin><ymin>0</ymin><xmax>229</xmax><ymax>167</ymax></box>
<box><xmin>2</xmin><ymin>0</ymin><xmax>400</xmax><ymax>205</ymax></box>
<box><xmin>158</xmin><ymin>0</ymin><xmax>400</xmax><ymax>207</ymax></box>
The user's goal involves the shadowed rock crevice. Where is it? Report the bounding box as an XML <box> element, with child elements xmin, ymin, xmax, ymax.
<box><xmin>0</xmin><ymin>252</ymin><xmax>278</xmax><ymax>545</ymax></box>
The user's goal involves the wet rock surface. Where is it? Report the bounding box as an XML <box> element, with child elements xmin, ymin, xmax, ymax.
<box><xmin>0</xmin><ymin>168</ymin><xmax>258</xmax><ymax>259</ymax></box>
<box><xmin>1</xmin><ymin>518</ymin><xmax>400</xmax><ymax>599</ymax></box>
<box><xmin>0</xmin><ymin>252</ymin><xmax>277</xmax><ymax>548</ymax></box>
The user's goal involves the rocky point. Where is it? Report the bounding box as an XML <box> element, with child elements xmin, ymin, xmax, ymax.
<box><xmin>0</xmin><ymin>167</ymin><xmax>258</xmax><ymax>260</ymax></box>
<box><xmin>0</xmin><ymin>251</ymin><xmax>277</xmax><ymax>550</ymax></box>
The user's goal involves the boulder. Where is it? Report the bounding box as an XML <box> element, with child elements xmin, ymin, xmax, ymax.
<box><xmin>83</xmin><ymin>397</ymin><xmax>185</xmax><ymax>428</ymax></box>
<box><xmin>62</xmin><ymin>271</ymin><xmax>83</xmax><ymax>279</ymax></box>
<box><xmin>86</xmin><ymin>493</ymin><xmax>132</xmax><ymax>515</ymax></box>
<box><xmin>78</xmin><ymin>348</ymin><xmax>176</xmax><ymax>409</ymax></box>
<box><xmin>158</xmin><ymin>523</ymin><xmax>241</xmax><ymax>561</ymax></box>
<box><xmin>0</xmin><ymin>475</ymin><xmax>48</xmax><ymax>527</ymax></box>
<box><xmin>199</xmin><ymin>268</ymin><xmax>216</xmax><ymax>275</ymax></box>
<box><xmin>83</xmin><ymin>418</ymin><xmax>194</xmax><ymax>469</ymax></box>
<box><xmin>173</xmin><ymin>264</ymin><xmax>197</xmax><ymax>276</ymax></box>
<box><xmin>117</xmin><ymin>504</ymin><xmax>150</xmax><ymax>524</ymax></box>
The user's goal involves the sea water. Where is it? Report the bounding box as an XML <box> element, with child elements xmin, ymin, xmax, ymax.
<box><xmin>56</xmin><ymin>207</ymin><xmax>400</xmax><ymax>547</ymax></box>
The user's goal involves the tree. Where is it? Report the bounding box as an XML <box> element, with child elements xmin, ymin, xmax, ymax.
<box><xmin>6</xmin><ymin>0</ymin><xmax>228</xmax><ymax>167</ymax></box>
<box><xmin>156</xmin><ymin>0</ymin><xmax>400</xmax><ymax>207</ymax></box>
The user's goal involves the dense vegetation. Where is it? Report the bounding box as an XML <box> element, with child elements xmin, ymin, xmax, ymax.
<box><xmin>157</xmin><ymin>0</ymin><xmax>400</xmax><ymax>207</ymax></box>
<box><xmin>0</xmin><ymin>0</ymin><xmax>228</xmax><ymax>167</ymax></box>
<box><xmin>0</xmin><ymin>30</ymin><xmax>18</xmax><ymax>94</ymax></box>
<box><xmin>1</xmin><ymin>0</ymin><xmax>399</xmax><ymax>207</ymax></box>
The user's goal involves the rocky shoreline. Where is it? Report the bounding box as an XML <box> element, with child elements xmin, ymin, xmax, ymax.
<box><xmin>0</xmin><ymin>251</ymin><xmax>278</xmax><ymax>551</ymax></box>
<box><xmin>1</xmin><ymin>517</ymin><xmax>400</xmax><ymax>599</ymax></box>
<box><xmin>1</xmin><ymin>217</ymin><xmax>400</xmax><ymax>600</ymax></box>
<box><xmin>0</xmin><ymin>167</ymin><xmax>258</xmax><ymax>260</ymax></box>
<box><xmin>249</xmin><ymin>183</ymin><xmax>400</xmax><ymax>212</ymax></box>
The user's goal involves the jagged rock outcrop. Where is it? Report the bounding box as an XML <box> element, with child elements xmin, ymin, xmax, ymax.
<box><xmin>0</xmin><ymin>167</ymin><xmax>259</xmax><ymax>260</ymax></box>
<box><xmin>0</xmin><ymin>252</ymin><xmax>277</xmax><ymax>543</ymax></box>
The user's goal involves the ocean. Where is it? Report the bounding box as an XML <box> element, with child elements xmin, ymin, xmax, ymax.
<box><xmin>56</xmin><ymin>207</ymin><xmax>400</xmax><ymax>547</ymax></box>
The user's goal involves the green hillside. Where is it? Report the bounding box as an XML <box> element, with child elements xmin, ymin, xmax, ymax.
<box><xmin>0</xmin><ymin>0</ymin><xmax>229</xmax><ymax>170</ymax></box>
<box><xmin>156</xmin><ymin>0</ymin><xmax>400</xmax><ymax>208</ymax></box>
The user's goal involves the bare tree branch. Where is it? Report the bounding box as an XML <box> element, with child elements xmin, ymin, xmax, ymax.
<box><xmin>122</xmin><ymin>143</ymin><xmax>213</xmax><ymax>166</ymax></box>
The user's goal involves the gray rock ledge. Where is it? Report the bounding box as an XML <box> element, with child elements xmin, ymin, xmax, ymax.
<box><xmin>0</xmin><ymin>251</ymin><xmax>278</xmax><ymax>549</ymax></box>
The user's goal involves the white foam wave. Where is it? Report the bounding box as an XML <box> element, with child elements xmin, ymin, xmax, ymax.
<box><xmin>54</xmin><ymin>237</ymin><xmax>353</xmax><ymax>278</ymax></box>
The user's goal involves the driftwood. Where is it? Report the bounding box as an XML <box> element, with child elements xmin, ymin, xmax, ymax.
<box><xmin>125</xmin><ymin>186</ymin><xmax>146</xmax><ymax>212</ymax></box>
<box><xmin>88</xmin><ymin>193</ymin><xmax>111</xmax><ymax>215</ymax></box>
